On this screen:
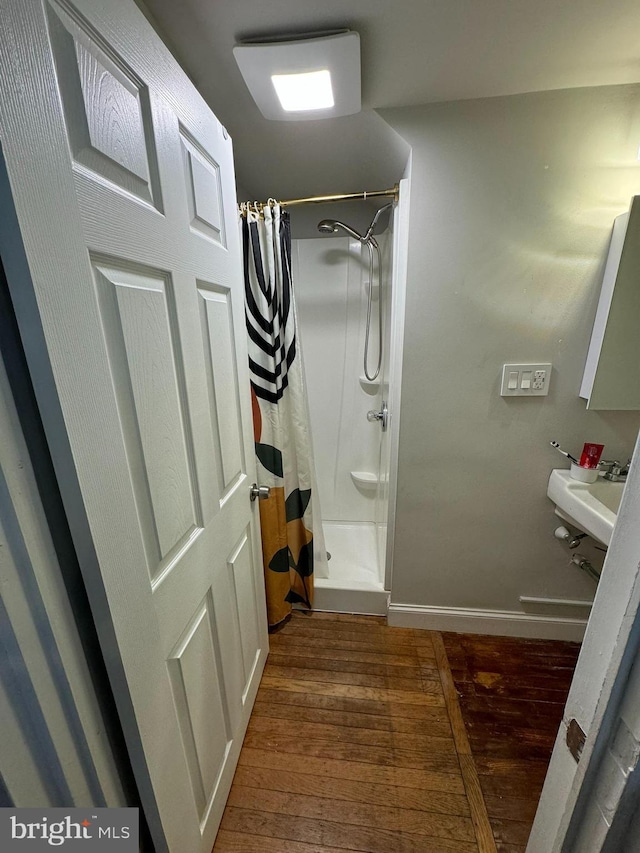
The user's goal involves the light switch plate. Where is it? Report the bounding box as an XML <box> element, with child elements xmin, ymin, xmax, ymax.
<box><xmin>501</xmin><ymin>363</ymin><xmax>552</xmax><ymax>396</ymax></box>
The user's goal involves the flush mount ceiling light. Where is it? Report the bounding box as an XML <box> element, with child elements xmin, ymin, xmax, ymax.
<box><xmin>233</xmin><ymin>30</ymin><xmax>360</xmax><ymax>121</ymax></box>
<box><xmin>271</xmin><ymin>70</ymin><xmax>334</xmax><ymax>112</ymax></box>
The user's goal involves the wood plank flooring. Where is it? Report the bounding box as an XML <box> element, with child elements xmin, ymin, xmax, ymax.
<box><xmin>213</xmin><ymin>612</ymin><xmax>496</xmax><ymax>852</ymax></box>
<box><xmin>212</xmin><ymin>613</ymin><xmax>579</xmax><ymax>853</ymax></box>
<box><xmin>442</xmin><ymin>632</ymin><xmax>580</xmax><ymax>852</ymax></box>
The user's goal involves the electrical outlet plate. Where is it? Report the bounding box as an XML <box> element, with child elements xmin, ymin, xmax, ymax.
<box><xmin>501</xmin><ymin>363</ymin><xmax>552</xmax><ymax>397</ymax></box>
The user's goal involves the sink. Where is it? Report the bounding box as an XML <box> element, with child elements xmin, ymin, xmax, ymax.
<box><xmin>547</xmin><ymin>469</ymin><xmax>625</xmax><ymax>546</ymax></box>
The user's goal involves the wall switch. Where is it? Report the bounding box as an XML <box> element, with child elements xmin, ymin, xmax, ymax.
<box><xmin>501</xmin><ymin>363</ymin><xmax>552</xmax><ymax>397</ymax></box>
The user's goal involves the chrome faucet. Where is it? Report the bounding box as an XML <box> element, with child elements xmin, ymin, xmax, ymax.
<box><xmin>367</xmin><ymin>401</ymin><xmax>389</xmax><ymax>431</ymax></box>
<box><xmin>598</xmin><ymin>458</ymin><xmax>631</xmax><ymax>481</ymax></box>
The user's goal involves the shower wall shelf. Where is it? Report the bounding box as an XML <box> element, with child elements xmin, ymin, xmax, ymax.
<box><xmin>350</xmin><ymin>470</ymin><xmax>387</xmax><ymax>491</ymax></box>
<box><xmin>358</xmin><ymin>376</ymin><xmax>379</xmax><ymax>394</ymax></box>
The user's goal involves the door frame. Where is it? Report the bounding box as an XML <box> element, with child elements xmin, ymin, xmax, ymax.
<box><xmin>564</xmin><ymin>617</ymin><xmax>640</xmax><ymax>850</ymax></box>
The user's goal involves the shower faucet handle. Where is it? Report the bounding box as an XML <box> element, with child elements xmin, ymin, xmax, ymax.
<box><xmin>367</xmin><ymin>402</ymin><xmax>388</xmax><ymax>431</ymax></box>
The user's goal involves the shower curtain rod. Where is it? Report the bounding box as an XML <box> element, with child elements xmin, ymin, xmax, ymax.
<box><xmin>239</xmin><ymin>184</ymin><xmax>399</xmax><ymax>215</ymax></box>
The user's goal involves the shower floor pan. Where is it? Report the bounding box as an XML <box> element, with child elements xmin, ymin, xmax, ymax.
<box><xmin>314</xmin><ymin>522</ymin><xmax>389</xmax><ymax>616</ymax></box>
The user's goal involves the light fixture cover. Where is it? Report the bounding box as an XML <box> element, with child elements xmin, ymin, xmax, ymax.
<box><xmin>271</xmin><ymin>70</ymin><xmax>334</xmax><ymax>112</ymax></box>
<box><xmin>233</xmin><ymin>30</ymin><xmax>360</xmax><ymax>121</ymax></box>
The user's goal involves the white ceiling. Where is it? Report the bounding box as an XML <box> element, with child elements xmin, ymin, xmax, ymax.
<box><xmin>140</xmin><ymin>0</ymin><xmax>640</xmax><ymax>201</ymax></box>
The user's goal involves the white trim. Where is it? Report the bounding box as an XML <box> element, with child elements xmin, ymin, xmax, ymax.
<box><xmin>519</xmin><ymin>597</ymin><xmax>593</xmax><ymax>623</ymax></box>
<box><xmin>384</xmin><ymin>166</ymin><xmax>411</xmax><ymax>591</ymax></box>
<box><xmin>519</xmin><ymin>596</ymin><xmax>594</xmax><ymax>608</ymax></box>
<box><xmin>387</xmin><ymin>602</ymin><xmax>587</xmax><ymax>641</ymax></box>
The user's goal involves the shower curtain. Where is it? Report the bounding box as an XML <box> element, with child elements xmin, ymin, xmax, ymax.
<box><xmin>242</xmin><ymin>202</ymin><xmax>324</xmax><ymax>629</ymax></box>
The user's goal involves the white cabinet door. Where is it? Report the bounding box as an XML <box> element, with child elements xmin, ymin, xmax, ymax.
<box><xmin>0</xmin><ymin>1</ymin><xmax>268</xmax><ymax>850</ymax></box>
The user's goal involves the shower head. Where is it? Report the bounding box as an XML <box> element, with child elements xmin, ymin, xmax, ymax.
<box><xmin>316</xmin><ymin>219</ymin><xmax>365</xmax><ymax>241</ymax></box>
<box><xmin>317</xmin><ymin>201</ymin><xmax>395</xmax><ymax>244</ymax></box>
<box><xmin>317</xmin><ymin>220</ymin><xmax>339</xmax><ymax>234</ymax></box>
<box><xmin>316</xmin><ymin>208</ymin><xmax>391</xmax><ymax>382</ymax></box>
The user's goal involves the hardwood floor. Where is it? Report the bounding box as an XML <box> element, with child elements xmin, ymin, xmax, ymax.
<box><xmin>442</xmin><ymin>632</ymin><xmax>581</xmax><ymax>852</ymax></box>
<box><xmin>212</xmin><ymin>613</ymin><xmax>579</xmax><ymax>853</ymax></box>
<box><xmin>213</xmin><ymin>612</ymin><xmax>495</xmax><ymax>852</ymax></box>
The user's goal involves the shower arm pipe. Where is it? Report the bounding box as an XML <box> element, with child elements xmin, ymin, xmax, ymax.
<box><xmin>239</xmin><ymin>184</ymin><xmax>399</xmax><ymax>214</ymax></box>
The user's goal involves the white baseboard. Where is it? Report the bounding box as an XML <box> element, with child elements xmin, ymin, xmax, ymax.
<box><xmin>387</xmin><ymin>603</ymin><xmax>587</xmax><ymax>641</ymax></box>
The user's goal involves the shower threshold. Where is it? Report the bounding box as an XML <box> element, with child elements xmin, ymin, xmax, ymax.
<box><xmin>313</xmin><ymin>522</ymin><xmax>389</xmax><ymax>616</ymax></box>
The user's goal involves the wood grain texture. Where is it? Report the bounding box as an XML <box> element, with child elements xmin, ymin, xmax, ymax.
<box><xmin>458</xmin><ymin>754</ymin><xmax>500</xmax><ymax>853</ymax></box>
<box><xmin>220</xmin><ymin>808</ymin><xmax>479</xmax><ymax>853</ymax></box>
<box><xmin>490</xmin><ymin>817</ymin><xmax>535</xmax><ymax>847</ymax></box>
<box><xmin>214</xmin><ymin>830</ymin><xmax>350</xmax><ymax>852</ymax></box>
<box><xmin>267</xmin><ymin>647</ymin><xmax>426</xmax><ymax>676</ymax></box>
<box><xmin>247</xmin><ymin>713</ymin><xmax>457</xmax><ymax>753</ymax></box>
<box><xmin>442</xmin><ymin>631</ymin><xmax>579</xmax><ymax>853</ymax></box>
<box><xmin>252</xmin><ymin>694</ymin><xmax>452</xmax><ymax>737</ymax></box>
<box><xmin>242</xmin><ymin>729</ymin><xmax>461</xmax><ymax>773</ymax></box>
<box><xmin>264</xmin><ymin>662</ymin><xmax>426</xmax><ymax>692</ymax></box>
<box><xmin>232</xmin><ymin>766</ymin><xmax>471</xmax><ymax>815</ymax></box>
<box><xmin>52</xmin><ymin>25</ymin><xmax>157</xmax><ymax>204</ymax></box>
<box><xmin>76</xmin><ymin>41</ymin><xmax>149</xmax><ymax>180</ymax></box>
<box><xmin>432</xmin><ymin>632</ymin><xmax>497</xmax><ymax>853</ymax></box>
<box><xmin>270</xmin><ymin>631</ymin><xmax>436</xmax><ymax>659</ymax></box>
<box><xmin>216</xmin><ymin>612</ymin><xmax>585</xmax><ymax>853</ymax></box>
<box><xmin>227</xmin><ymin>787</ymin><xmax>476</xmax><ymax>842</ymax></box>
<box><xmin>259</xmin><ymin>675</ymin><xmax>446</xmax><ymax>707</ymax></box>
<box><xmin>275</xmin><ymin>623</ymin><xmax>419</xmax><ymax>648</ymax></box>
<box><xmin>213</xmin><ymin>612</ymin><xmax>476</xmax><ymax>851</ymax></box>
<box><xmin>255</xmin><ymin>684</ymin><xmax>450</xmax><ymax>722</ymax></box>
<box><xmin>269</xmin><ymin>641</ymin><xmax>437</xmax><ymax>672</ymax></box>
<box><xmin>238</xmin><ymin>747</ymin><xmax>467</xmax><ymax>794</ymax></box>
<box><xmin>211</xmin><ymin>614</ymin><xmax>581</xmax><ymax>852</ymax></box>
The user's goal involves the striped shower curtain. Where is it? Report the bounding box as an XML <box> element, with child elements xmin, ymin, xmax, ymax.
<box><xmin>242</xmin><ymin>202</ymin><xmax>325</xmax><ymax>629</ymax></box>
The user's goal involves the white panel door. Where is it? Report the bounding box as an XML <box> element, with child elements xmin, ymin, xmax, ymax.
<box><xmin>0</xmin><ymin>1</ymin><xmax>268</xmax><ymax>850</ymax></box>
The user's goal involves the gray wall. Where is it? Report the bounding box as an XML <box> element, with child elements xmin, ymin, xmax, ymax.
<box><xmin>381</xmin><ymin>84</ymin><xmax>640</xmax><ymax>613</ymax></box>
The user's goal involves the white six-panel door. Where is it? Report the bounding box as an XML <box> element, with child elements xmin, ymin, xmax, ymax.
<box><xmin>0</xmin><ymin>1</ymin><xmax>268</xmax><ymax>850</ymax></box>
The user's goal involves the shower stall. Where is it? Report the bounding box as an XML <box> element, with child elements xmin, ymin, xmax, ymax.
<box><xmin>292</xmin><ymin>181</ymin><xmax>409</xmax><ymax>614</ymax></box>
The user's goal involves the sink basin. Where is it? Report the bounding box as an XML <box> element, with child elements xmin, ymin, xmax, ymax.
<box><xmin>547</xmin><ymin>469</ymin><xmax>625</xmax><ymax>546</ymax></box>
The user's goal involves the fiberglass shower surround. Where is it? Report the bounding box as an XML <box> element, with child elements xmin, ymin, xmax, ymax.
<box><xmin>292</xmin><ymin>210</ymin><xmax>394</xmax><ymax>614</ymax></box>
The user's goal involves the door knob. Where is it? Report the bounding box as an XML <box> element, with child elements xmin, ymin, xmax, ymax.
<box><xmin>250</xmin><ymin>483</ymin><xmax>270</xmax><ymax>501</ymax></box>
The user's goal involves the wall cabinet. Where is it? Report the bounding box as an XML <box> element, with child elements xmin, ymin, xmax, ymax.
<box><xmin>580</xmin><ymin>196</ymin><xmax>640</xmax><ymax>410</ymax></box>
